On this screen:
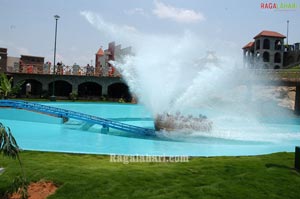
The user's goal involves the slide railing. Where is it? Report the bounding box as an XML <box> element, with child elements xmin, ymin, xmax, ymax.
<box><xmin>0</xmin><ymin>100</ymin><xmax>155</xmax><ymax>136</ymax></box>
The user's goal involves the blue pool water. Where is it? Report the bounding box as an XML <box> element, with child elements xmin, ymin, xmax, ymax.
<box><xmin>1</xmin><ymin>102</ymin><xmax>300</xmax><ymax>156</ymax></box>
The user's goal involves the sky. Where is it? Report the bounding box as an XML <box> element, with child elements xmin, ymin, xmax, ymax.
<box><xmin>0</xmin><ymin>0</ymin><xmax>299</xmax><ymax>66</ymax></box>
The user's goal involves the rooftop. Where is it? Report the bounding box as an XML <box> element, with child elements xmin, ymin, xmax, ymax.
<box><xmin>21</xmin><ymin>55</ymin><xmax>44</xmax><ymax>59</ymax></box>
<box><xmin>242</xmin><ymin>42</ymin><xmax>254</xmax><ymax>49</ymax></box>
<box><xmin>254</xmin><ymin>30</ymin><xmax>286</xmax><ymax>39</ymax></box>
<box><xmin>96</xmin><ymin>48</ymin><xmax>104</xmax><ymax>56</ymax></box>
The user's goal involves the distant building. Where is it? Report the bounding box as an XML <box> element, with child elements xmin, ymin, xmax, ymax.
<box><xmin>20</xmin><ymin>55</ymin><xmax>44</xmax><ymax>74</ymax></box>
<box><xmin>6</xmin><ymin>56</ymin><xmax>20</xmax><ymax>72</ymax></box>
<box><xmin>243</xmin><ymin>30</ymin><xmax>300</xmax><ymax>69</ymax></box>
<box><xmin>95</xmin><ymin>42</ymin><xmax>132</xmax><ymax>77</ymax></box>
<box><xmin>243</xmin><ymin>30</ymin><xmax>286</xmax><ymax>69</ymax></box>
<box><xmin>95</xmin><ymin>47</ymin><xmax>104</xmax><ymax>76</ymax></box>
<box><xmin>0</xmin><ymin>48</ymin><xmax>8</xmax><ymax>72</ymax></box>
<box><xmin>0</xmin><ymin>49</ymin><xmax>45</xmax><ymax>74</ymax></box>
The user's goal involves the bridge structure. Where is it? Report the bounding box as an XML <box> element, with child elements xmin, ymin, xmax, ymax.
<box><xmin>8</xmin><ymin>72</ymin><xmax>125</xmax><ymax>98</ymax></box>
<box><xmin>0</xmin><ymin>100</ymin><xmax>156</xmax><ymax>136</ymax></box>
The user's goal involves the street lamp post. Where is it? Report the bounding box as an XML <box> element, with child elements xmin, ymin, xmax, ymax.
<box><xmin>286</xmin><ymin>20</ymin><xmax>289</xmax><ymax>46</ymax></box>
<box><xmin>50</xmin><ymin>15</ymin><xmax>60</xmax><ymax>101</ymax></box>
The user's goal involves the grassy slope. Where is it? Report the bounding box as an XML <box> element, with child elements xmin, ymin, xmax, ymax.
<box><xmin>0</xmin><ymin>151</ymin><xmax>300</xmax><ymax>199</ymax></box>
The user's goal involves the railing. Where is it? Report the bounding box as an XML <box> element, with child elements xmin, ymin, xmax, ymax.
<box><xmin>6</xmin><ymin>65</ymin><xmax>122</xmax><ymax>77</ymax></box>
<box><xmin>0</xmin><ymin>100</ymin><xmax>155</xmax><ymax>136</ymax></box>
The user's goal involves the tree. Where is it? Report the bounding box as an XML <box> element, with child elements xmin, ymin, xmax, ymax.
<box><xmin>0</xmin><ymin>73</ymin><xmax>13</xmax><ymax>99</ymax></box>
<box><xmin>0</xmin><ymin>73</ymin><xmax>23</xmax><ymax>99</ymax></box>
<box><xmin>0</xmin><ymin>122</ymin><xmax>28</xmax><ymax>198</ymax></box>
<box><xmin>0</xmin><ymin>122</ymin><xmax>19</xmax><ymax>159</ymax></box>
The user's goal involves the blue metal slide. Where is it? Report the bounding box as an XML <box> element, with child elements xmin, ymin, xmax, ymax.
<box><xmin>0</xmin><ymin>100</ymin><xmax>155</xmax><ymax>136</ymax></box>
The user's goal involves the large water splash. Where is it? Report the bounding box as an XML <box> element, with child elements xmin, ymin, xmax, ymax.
<box><xmin>113</xmin><ymin>32</ymin><xmax>245</xmax><ymax>115</ymax></box>
<box><xmin>111</xmin><ymin>32</ymin><xmax>300</xmax><ymax>143</ymax></box>
<box><xmin>82</xmin><ymin>11</ymin><xmax>300</xmax><ymax>143</ymax></box>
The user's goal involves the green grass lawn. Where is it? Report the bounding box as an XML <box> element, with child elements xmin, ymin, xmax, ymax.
<box><xmin>288</xmin><ymin>65</ymin><xmax>300</xmax><ymax>70</ymax></box>
<box><xmin>1</xmin><ymin>151</ymin><xmax>300</xmax><ymax>199</ymax></box>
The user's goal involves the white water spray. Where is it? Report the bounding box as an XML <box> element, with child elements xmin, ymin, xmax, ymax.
<box><xmin>82</xmin><ymin>11</ymin><xmax>300</xmax><ymax>143</ymax></box>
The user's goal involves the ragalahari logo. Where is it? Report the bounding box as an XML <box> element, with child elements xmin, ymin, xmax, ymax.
<box><xmin>260</xmin><ymin>2</ymin><xmax>298</xmax><ymax>10</ymax></box>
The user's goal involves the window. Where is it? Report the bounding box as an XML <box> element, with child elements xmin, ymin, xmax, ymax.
<box><xmin>275</xmin><ymin>40</ymin><xmax>282</xmax><ymax>50</ymax></box>
<box><xmin>256</xmin><ymin>39</ymin><xmax>260</xmax><ymax>50</ymax></box>
<box><xmin>263</xmin><ymin>39</ymin><xmax>270</xmax><ymax>49</ymax></box>
<box><xmin>274</xmin><ymin>53</ymin><xmax>281</xmax><ymax>63</ymax></box>
<box><xmin>263</xmin><ymin>52</ymin><xmax>269</xmax><ymax>62</ymax></box>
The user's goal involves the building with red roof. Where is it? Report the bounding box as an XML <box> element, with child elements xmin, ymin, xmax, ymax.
<box><xmin>242</xmin><ymin>42</ymin><xmax>254</xmax><ymax>50</ymax></box>
<box><xmin>253</xmin><ymin>30</ymin><xmax>286</xmax><ymax>39</ymax></box>
<box><xmin>243</xmin><ymin>30</ymin><xmax>300</xmax><ymax>69</ymax></box>
<box><xmin>243</xmin><ymin>30</ymin><xmax>286</xmax><ymax>69</ymax></box>
<box><xmin>95</xmin><ymin>42</ymin><xmax>132</xmax><ymax>77</ymax></box>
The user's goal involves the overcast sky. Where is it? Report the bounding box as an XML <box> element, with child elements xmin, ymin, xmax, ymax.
<box><xmin>0</xmin><ymin>0</ymin><xmax>299</xmax><ymax>66</ymax></box>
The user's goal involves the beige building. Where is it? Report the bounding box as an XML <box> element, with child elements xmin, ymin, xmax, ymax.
<box><xmin>6</xmin><ymin>56</ymin><xmax>20</xmax><ymax>72</ymax></box>
<box><xmin>95</xmin><ymin>42</ymin><xmax>132</xmax><ymax>77</ymax></box>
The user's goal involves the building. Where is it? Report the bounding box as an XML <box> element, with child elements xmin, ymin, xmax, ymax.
<box><xmin>0</xmin><ymin>48</ymin><xmax>8</xmax><ymax>72</ymax></box>
<box><xmin>95</xmin><ymin>42</ymin><xmax>132</xmax><ymax>77</ymax></box>
<box><xmin>20</xmin><ymin>55</ymin><xmax>45</xmax><ymax>74</ymax></box>
<box><xmin>243</xmin><ymin>30</ymin><xmax>285</xmax><ymax>69</ymax></box>
<box><xmin>0</xmin><ymin>51</ymin><xmax>45</xmax><ymax>74</ymax></box>
<box><xmin>243</xmin><ymin>30</ymin><xmax>300</xmax><ymax>69</ymax></box>
<box><xmin>6</xmin><ymin>56</ymin><xmax>20</xmax><ymax>72</ymax></box>
<box><xmin>0</xmin><ymin>45</ymin><xmax>132</xmax><ymax>101</ymax></box>
<box><xmin>95</xmin><ymin>47</ymin><xmax>104</xmax><ymax>76</ymax></box>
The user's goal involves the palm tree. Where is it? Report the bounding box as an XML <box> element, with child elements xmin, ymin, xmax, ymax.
<box><xmin>0</xmin><ymin>73</ymin><xmax>13</xmax><ymax>99</ymax></box>
<box><xmin>0</xmin><ymin>73</ymin><xmax>23</xmax><ymax>99</ymax></box>
<box><xmin>0</xmin><ymin>122</ymin><xmax>20</xmax><ymax>159</ymax></box>
<box><xmin>0</xmin><ymin>122</ymin><xmax>28</xmax><ymax>198</ymax></box>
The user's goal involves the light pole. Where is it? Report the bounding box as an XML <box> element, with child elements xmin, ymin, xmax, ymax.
<box><xmin>286</xmin><ymin>20</ymin><xmax>289</xmax><ymax>46</ymax></box>
<box><xmin>50</xmin><ymin>15</ymin><xmax>60</xmax><ymax>101</ymax></box>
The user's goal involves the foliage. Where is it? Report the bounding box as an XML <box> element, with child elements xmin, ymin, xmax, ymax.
<box><xmin>0</xmin><ymin>151</ymin><xmax>300</xmax><ymax>199</ymax></box>
<box><xmin>0</xmin><ymin>123</ymin><xmax>20</xmax><ymax>159</ymax></box>
<box><xmin>0</xmin><ymin>73</ymin><xmax>13</xmax><ymax>99</ymax></box>
<box><xmin>118</xmin><ymin>97</ymin><xmax>125</xmax><ymax>103</ymax></box>
<box><xmin>289</xmin><ymin>65</ymin><xmax>300</xmax><ymax>70</ymax></box>
<box><xmin>0</xmin><ymin>122</ymin><xmax>27</xmax><ymax>199</ymax></box>
<box><xmin>0</xmin><ymin>73</ymin><xmax>23</xmax><ymax>99</ymax></box>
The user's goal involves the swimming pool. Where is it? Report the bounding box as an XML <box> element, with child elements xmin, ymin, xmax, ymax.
<box><xmin>1</xmin><ymin>102</ymin><xmax>300</xmax><ymax>156</ymax></box>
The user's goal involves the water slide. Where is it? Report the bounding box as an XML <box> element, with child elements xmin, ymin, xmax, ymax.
<box><xmin>0</xmin><ymin>100</ymin><xmax>155</xmax><ymax>136</ymax></box>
